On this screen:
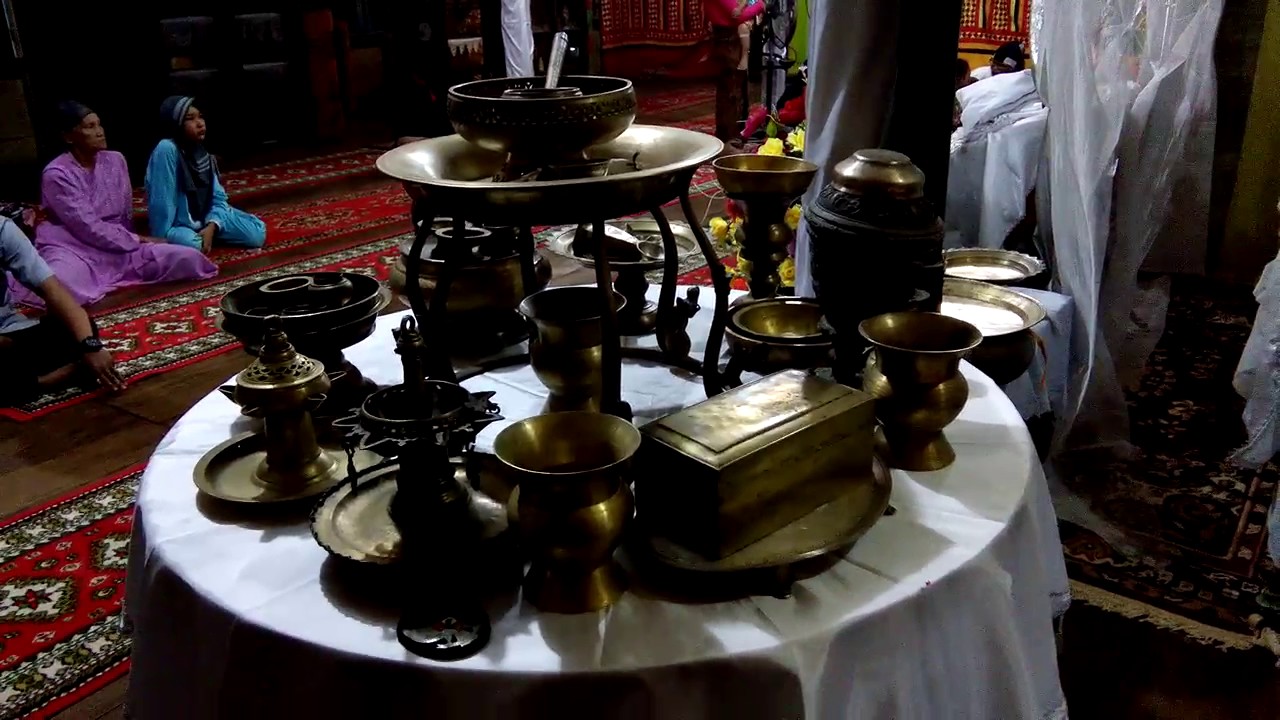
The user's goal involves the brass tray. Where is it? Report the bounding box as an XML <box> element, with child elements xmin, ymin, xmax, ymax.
<box><xmin>193</xmin><ymin>432</ymin><xmax>375</xmax><ymax>504</ymax></box>
<box><xmin>642</xmin><ymin>454</ymin><xmax>892</xmax><ymax>573</ymax></box>
<box><xmin>943</xmin><ymin>248</ymin><xmax>1046</xmax><ymax>286</ymax></box>
<box><xmin>310</xmin><ymin>461</ymin><xmax>509</xmax><ymax>565</ymax></box>
<box><xmin>940</xmin><ymin>277</ymin><xmax>1046</xmax><ymax>337</ymax></box>
<box><xmin>545</xmin><ymin>220</ymin><xmax>698</xmax><ymax>271</ymax></box>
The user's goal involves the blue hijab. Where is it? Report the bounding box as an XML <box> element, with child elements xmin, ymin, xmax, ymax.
<box><xmin>159</xmin><ymin>95</ymin><xmax>215</xmax><ymax>222</ymax></box>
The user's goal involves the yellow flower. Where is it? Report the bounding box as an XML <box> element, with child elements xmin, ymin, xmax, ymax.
<box><xmin>709</xmin><ymin>216</ymin><xmax>730</xmax><ymax>242</ymax></box>
<box><xmin>735</xmin><ymin>253</ymin><xmax>753</xmax><ymax>277</ymax></box>
<box><xmin>778</xmin><ymin>257</ymin><xmax>796</xmax><ymax>287</ymax></box>
<box><xmin>758</xmin><ymin>138</ymin><xmax>786</xmax><ymax>156</ymax></box>
<box><xmin>784</xmin><ymin>204</ymin><xmax>802</xmax><ymax>231</ymax></box>
<box><xmin>786</xmin><ymin>127</ymin><xmax>805</xmax><ymax>154</ymax></box>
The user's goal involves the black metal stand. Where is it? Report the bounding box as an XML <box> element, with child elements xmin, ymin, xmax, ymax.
<box><xmin>402</xmin><ymin>179</ymin><xmax>736</xmax><ymax>416</ymax></box>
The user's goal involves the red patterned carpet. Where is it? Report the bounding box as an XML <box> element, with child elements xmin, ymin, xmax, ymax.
<box><xmin>960</xmin><ymin>0</ymin><xmax>1032</xmax><ymax>56</ymax></box>
<box><xmin>0</xmin><ymin>465</ymin><xmax>138</xmax><ymax>719</ymax></box>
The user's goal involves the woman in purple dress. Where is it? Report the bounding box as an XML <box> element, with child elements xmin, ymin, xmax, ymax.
<box><xmin>11</xmin><ymin>101</ymin><xmax>216</xmax><ymax>308</ymax></box>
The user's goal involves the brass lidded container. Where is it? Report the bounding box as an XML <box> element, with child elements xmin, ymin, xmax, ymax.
<box><xmin>231</xmin><ymin>319</ymin><xmax>338</xmax><ymax>491</ymax></box>
<box><xmin>805</xmin><ymin>149</ymin><xmax>945</xmax><ymax>383</ymax></box>
<box><xmin>635</xmin><ymin>370</ymin><xmax>876</xmax><ymax>560</ymax></box>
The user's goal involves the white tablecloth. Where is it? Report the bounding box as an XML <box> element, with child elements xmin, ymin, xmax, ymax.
<box><xmin>126</xmin><ymin>287</ymin><xmax>1069</xmax><ymax>720</ymax></box>
<box><xmin>1003</xmin><ymin>288</ymin><xmax>1074</xmax><ymax>421</ymax></box>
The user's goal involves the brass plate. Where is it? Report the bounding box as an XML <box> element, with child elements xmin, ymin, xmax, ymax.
<box><xmin>643</xmin><ymin>455</ymin><xmax>892</xmax><ymax>572</ymax></box>
<box><xmin>943</xmin><ymin>248</ymin><xmax>1046</xmax><ymax>284</ymax></box>
<box><xmin>545</xmin><ymin>220</ymin><xmax>698</xmax><ymax>271</ymax></box>
<box><xmin>310</xmin><ymin>462</ymin><xmax>508</xmax><ymax>565</ymax></box>
<box><xmin>940</xmin><ymin>278</ymin><xmax>1047</xmax><ymax>338</ymax></box>
<box><xmin>193</xmin><ymin>432</ymin><xmax>374</xmax><ymax>504</ymax></box>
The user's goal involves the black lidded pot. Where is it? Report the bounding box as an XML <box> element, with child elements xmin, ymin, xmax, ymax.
<box><xmin>804</xmin><ymin>149</ymin><xmax>944</xmax><ymax>383</ymax></box>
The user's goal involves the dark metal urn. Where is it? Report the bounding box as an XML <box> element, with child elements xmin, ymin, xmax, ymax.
<box><xmin>804</xmin><ymin>149</ymin><xmax>944</xmax><ymax>383</ymax></box>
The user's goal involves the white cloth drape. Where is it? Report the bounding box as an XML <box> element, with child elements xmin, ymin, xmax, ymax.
<box><xmin>1038</xmin><ymin>0</ymin><xmax>1222</xmax><ymax>453</ymax></box>
<box><xmin>501</xmin><ymin>0</ymin><xmax>535</xmax><ymax>77</ymax></box>
<box><xmin>794</xmin><ymin>0</ymin><xmax>899</xmax><ymax>297</ymax></box>
<box><xmin>946</xmin><ymin>70</ymin><xmax>1049</xmax><ymax>251</ymax></box>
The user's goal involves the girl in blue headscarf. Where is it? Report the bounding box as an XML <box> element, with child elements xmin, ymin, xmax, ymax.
<box><xmin>145</xmin><ymin>96</ymin><xmax>266</xmax><ymax>254</ymax></box>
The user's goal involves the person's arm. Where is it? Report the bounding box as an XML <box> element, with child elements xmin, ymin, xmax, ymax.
<box><xmin>42</xmin><ymin>167</ymin><xmax>140</xmax><ymax>254</ymax></box>
<box><xmin>35</xmin><ymin>275</ymin><xmax>124</xmax><ymax>390</ymax></box>
<box><xmin>145</xmin><ymin>141</ymin><xmax>204</xmax><ymax>249</ymax></box>
<box><xmin>205</xmin><ymin>169</ymin><xmax>232</xmax><ymax>231</ymax></box>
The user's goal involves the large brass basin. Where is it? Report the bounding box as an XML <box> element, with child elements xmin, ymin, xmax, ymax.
<box><xmin>939</xmin><ymin>278</ymin><xmax>1047</xmax><ymax>385</ymax></box>
<box><xmin>447</xmin><ymin>76</ymin><xmax>637</xmax><ymax>160</ymax></box>
<box><xmin>375</xmin><ymin>125</ymin><xmax>724</xmax><ymax>226</ymax></box>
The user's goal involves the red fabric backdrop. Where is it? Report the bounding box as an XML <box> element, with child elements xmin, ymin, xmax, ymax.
<box><xmin>958</xmin><ymin>0</ymin><xmax>1032</xmax><ymax>55</ymax></box>
<box><xmin>600</xmin><ymin>0</ymin><xmax>708</xmax><ymax>49</ymax></box>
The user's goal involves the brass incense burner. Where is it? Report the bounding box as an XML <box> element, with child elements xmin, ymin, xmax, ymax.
<box><xmin>712</xmin><ymin>154</ymin><xmax>818</xmax><ymax>302</ymax></box>
<box><xmin>194</xmin><ymin>320</ymin><xmax>348</xmax><ymax>503</ymax></box>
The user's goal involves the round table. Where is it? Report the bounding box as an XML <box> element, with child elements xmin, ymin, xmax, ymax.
<box><xmin>125</xmin><ymin>287</ymin><xmax>1069</xmax><ymax>720</ymax></box>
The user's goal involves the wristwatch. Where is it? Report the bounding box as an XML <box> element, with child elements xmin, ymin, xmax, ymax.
<box><xmin>79</xmin><ymin>336</ymin><xmax>104</xmax><ymax>354</ymax></box>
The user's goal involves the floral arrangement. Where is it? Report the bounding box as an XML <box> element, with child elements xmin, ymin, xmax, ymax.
<box><xmin>757</xmin><ymin>122</ymin><xmax>805</xmax><ymax>158</ymax></box>
<box><xmin>708</xmin><ymin>200</ymin><xmax>804</xmax><ymax>289</ymax></box>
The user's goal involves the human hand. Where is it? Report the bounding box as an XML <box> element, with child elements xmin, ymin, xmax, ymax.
<box><xmin>140</xmin><ymin>235</ymin><xmax>166</xmax><ymax>244</ymax></box>
<box><xmin>83</xmin><ymin>348</ymin><xmax>126</xmax><ymax>392</ymax></box>
<box><xmin>199</xmin><ymin>224</ymin><xmax>216</xmax><ymax>254</ymax></box>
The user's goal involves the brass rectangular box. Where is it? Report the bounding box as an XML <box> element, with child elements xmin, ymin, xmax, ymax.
<box><xmin>636</xmin><ymin>369</ymin><xmax>876</xmax><ymax>560</ymax></box>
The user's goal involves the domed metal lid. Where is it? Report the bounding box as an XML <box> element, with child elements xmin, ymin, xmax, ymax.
<box><xmin>236</xmin><ymin>318</ymin><xmax>327</xmax><ymax>393</ymax></box>
<box><xmin>831</xmin><ymin>149</ymin><xmax>926</xmax><ymax>199</ymax></box>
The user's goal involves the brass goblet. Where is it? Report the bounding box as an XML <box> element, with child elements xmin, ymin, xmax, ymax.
<box><xmin>493</xmin><ymin>411</ymin><xmax>641</xmax><ymax>614</ymax></box>
<box><xmin>518</xmin><ymin>286</ymin><xmax>627</xmax><ymax>411</ymax></box>
<box><xmin>858</xmin><ymin>312</ymin><xmax>982</xmax><ymax>471</ymax></box>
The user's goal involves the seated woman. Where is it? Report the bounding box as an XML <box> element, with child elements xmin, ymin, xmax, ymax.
<box><xmin>145</xmin><ymin>96</ymin><xmax>266</xmax><ymax>254</ymax></box>
<box><xmin>8</xmin><ymin>101</ymin><xmax>217</xmax><ymax>309</ymax></box>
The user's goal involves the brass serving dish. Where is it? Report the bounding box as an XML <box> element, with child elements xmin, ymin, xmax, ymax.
<box><xmin>943</xmin><ymin>248</ymin><xmax>1047</xmax><ymax>287</ymax></box>
<box><xmin>446</xmin><ymin>75</ymin><xmax>637</xmax><ymax>160</ymax></box>
<box><xmin>725</xmin><ymin>299</ymin><xmax>834</xmax><ymax>372</ymax></box>
<box><xmin>220</xmin><ymin>272</ymin><xmax>384</xmax><ymax>339</ymax></box>
<box><xmin>643</xmin><ymin>454</ymin><xmax>891</xmax><ymax>573</ymax></box>
<box><xmin>939</xmin><ymin>278</ymin><xmax>1047</xmax><ymax>385</ymax></box>
<box><xmin>375</xmin><ymin>125</ymin><xmax>724</xmax><ymax>226</ymax></box>
<box><xmin>545</xmin><ymin>221</ymin><xmax>698</xmax><ymax>270</ymax></box>
<box><xmin>194</xmin><ymin>432</ymin><xmax>376</xmax><ymax>504</ymax></box>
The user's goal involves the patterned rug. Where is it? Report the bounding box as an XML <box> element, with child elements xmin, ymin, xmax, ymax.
<box><xmin>0</xmin><ymin>465</ymin><xmax>139</xmax><ymax>720</ymax></box>
<box><xmin>959</xmin><ymin>0</ymin><xmax>1032</xmax><ymax>56</ymax></box>
<box><xmin>129</xmin><ymin>148</ymin><xmax>384</xmax><ymax>214</ymax></box>
<box><xmin>638</xmin><ymin>85</ymin><xmax>715</xmax><ymax>115</ymax></box>
<box><xmin>1060</xmin><ymin>277</ymin><xmax>1278</xmax><ymax>641</ymax></box>
<box><xmin>601</xmin><ymin>0</ymin><xmax>707</xmax><ymax>49</ymax></box>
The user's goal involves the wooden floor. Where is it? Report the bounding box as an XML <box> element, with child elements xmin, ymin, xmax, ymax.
<box><xmin>3</xmin><ymin>89</ymin><xmax>1278</xmax><ymax>719</ymax></box>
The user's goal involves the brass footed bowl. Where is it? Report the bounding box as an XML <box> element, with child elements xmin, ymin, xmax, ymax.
<box><xmin>859</xmin><ymin>312</ymin><xmax>982</xmax><ymax>471</ymax></box>
<box><xmin>519</xmin><ymin>286</ymin><xmax>628</xmax><ymax>408</ymax></box>
<box><xmin>940</xmin><ymin>278</ymin><xmax>1047</xmax><ymax>385</ymax></box>
<box><xmin>494</xmin><ymin>411</ymin><xmax>641</xmax><ymax>613</ymax></box>
<box><xmin>712</xmin><ymin>154</ymin><xmax>819</xmax><ymax>198</ymax></box>
<box><xmin>725</xmin><ymin>298</ymin><xmax>833</xmax><ymax>371</ymax></box>
<box><xmin>447</xmin><ymin>76</ymin><xmax>637</xmax><ymax>160</ymax></box>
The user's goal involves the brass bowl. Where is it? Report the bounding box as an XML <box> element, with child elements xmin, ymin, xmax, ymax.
<box><xmin>389</xmin><ymin>251</ymin><xmax>552</xmax><ymax>315</ymax></box>
<box><xmin>725</xmin><ymin>299</ymin><xmax>833</xmax><ymax>371</ymax></box>
<box><xmin>494</xmin><ymin>411</ymin><xmax>641</xmax><ymax>613</ymax></box>
<box><xmin>940</xmin><ymin>278</ymin><xmax>1047</xmax><ymax>385</ymax></box>
<box><xmin>220</xmin><ymin>272</ymin><xmax>384</xmax><ymax>340</ymax></box>
<box><xmin>712</xmin><ymin>154</ymin><xmax>819</xmax><ymax>198</ymax></box>
<box><xmin>446</xmin><ymin>75</ymin><xmax>637</xmax><ymax>159</ymax></box>
<box><xmin>729</xmin><ymin>297</ymin><xmax>828</xmax><ymax>343</ymax></box>
<box><xmin>943</xmin><ymin>248</ymin><xmax>1048</xmax><ymax>288</ymax></box>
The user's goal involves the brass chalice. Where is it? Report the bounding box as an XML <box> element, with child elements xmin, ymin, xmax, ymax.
<box><xmin>494</xmin><ymin>411</ymin><xmax>641</xmax><ymax>614</ymax></box>
<box><xmin>858</xmin><ymin>312</ymin><xmax>982</xmax><ymax>471</ymax></box>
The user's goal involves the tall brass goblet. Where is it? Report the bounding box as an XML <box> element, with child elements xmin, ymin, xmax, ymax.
<box><xmin>712</xmin><ymin>154</ymin><xmax>818</xmax><ymax>301</ymax></box>
<box><xmin>858</xmin><ymin>312</ymin><xmax>982</xmax><ymax>471</ymax></box>
<box><xmin>493</xmin><ymin>411</ymin><xmax>640</xmax><ymax>614</ymax></box>
<box><xmin>519</xmin><ymin>286</ymin><xmax>627</xmax><ymax>411</ymax></box>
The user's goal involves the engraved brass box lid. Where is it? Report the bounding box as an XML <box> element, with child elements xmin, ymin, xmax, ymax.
<box><xmin>647</xmin><ymin>369</ymin><xmax>865</xmax><ymax>467</ymax></box>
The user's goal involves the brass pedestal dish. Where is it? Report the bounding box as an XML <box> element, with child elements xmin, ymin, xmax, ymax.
<box><xmin>858</xmin><ymin>313</ymin><xmax>982</xmax><ymax>471</ymax></box>
<box><xmin>195</xmin><ymin>321</ymin><xmax>356</xmax><ymax>503</ymax></box>
<box><xmin>493</xmin><ymin>411</ymin><xmax>641</xmax><ymax>614</ymax></box>
<box><xmin>724</xmin><ymin>297</ymin><xmax>834</xmax><ymax>380</ymax></box>
<box><xmin>219</xmin><ymin>272</ymin><xmax>390</xmax><ymax>417</ymax></box>
<box><xmin>712</xmin><ymin>154</ymin><xmax>818</xmax><ymax>302</ymax></box>
<box><xmin>378</xmin><ymin>119</ymin><xmax>733</xmax><ymax>416</ymax></box>
<box><xmin>943</xmin><ymin>248</ymin><xmax>1048</xmax><ymax>289</ymax></box>
<box><xmin>806</xmin><ymin>150</ymin><xmax>946</xmax><ymax>384</ymax></box>
<box><xmin>940</xmin><ymin>278</ymin><xmax>1047</xmax><ymax>385</ymax></box>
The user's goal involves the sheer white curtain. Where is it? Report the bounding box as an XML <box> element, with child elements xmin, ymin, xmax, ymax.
<box><xmin>501</xmin><ymin>0</ymin><xmax>535</xmax><ymax>77</ymax></box>
<box><xmin>1038</xmin><ymin>0</ymin><xmax>1222</xmax><ymax>455</ymax></box>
